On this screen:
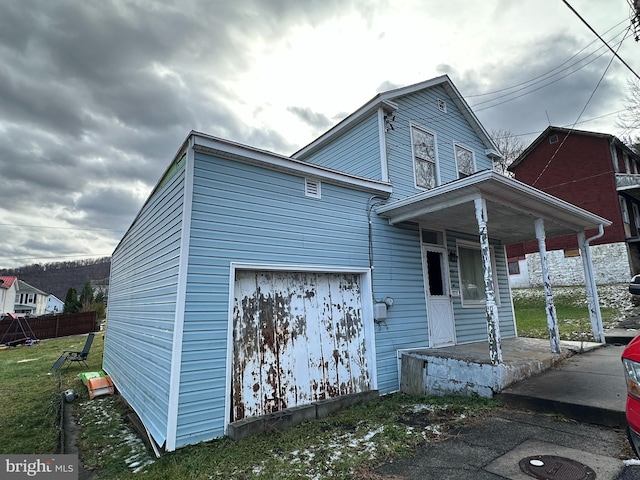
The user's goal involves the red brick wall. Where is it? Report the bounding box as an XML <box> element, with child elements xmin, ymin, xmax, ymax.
<box><xmin>507</xmin><ymin>132</ymin><xmax>624</xmax><ymax>256</ymax></box>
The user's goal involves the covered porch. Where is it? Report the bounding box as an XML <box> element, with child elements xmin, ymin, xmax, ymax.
<box><xmin>377</xmin><ymin>170</ymin><xmax>612</xmax><ymax>374</ymax></box>
<box><xmin>398</xmin><ymin>337</ymin><xmax>600</xmax><ymax>397</ymax></box>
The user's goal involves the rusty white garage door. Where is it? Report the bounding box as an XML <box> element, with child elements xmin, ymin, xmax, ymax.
<box><xmin>232</xmin><ymin>270</ymin><xmax>371</xmax><ymax>422</ymax></box>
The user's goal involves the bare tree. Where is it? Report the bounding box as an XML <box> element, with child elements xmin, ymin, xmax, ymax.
<box><xmin>618</xmin><ymin>79</ymin><xmax>640</xmax><ymax>139</ymax></box>
<box><xmin>490</xmin><ymin>129</ymin><xmax>525</xmax><ymax>176</ymax></box>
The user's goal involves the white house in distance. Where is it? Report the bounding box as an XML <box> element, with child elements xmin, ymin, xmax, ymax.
<box><xmin>0</xmin><ymin>277</ymin><xmax>62</xmax><ymax>317</ymax></box>
<box><xmin>14</xmin><ymin>280</ymin><xmax>49</xmax><ymax>316</ymax></box>
<box><xmin>46</xmin><ymin>295</ymin><xmax>64</xmax><ymax>314</ymax></box>
<box><xmin>104</xmin><ymin>75</ymin><xmax>610</xmax><ymax>452</ymax></box>
<box><xmin>0</xmin><ymin>276</ymin><xmax>18</xmax><ymax>316</ymax></box>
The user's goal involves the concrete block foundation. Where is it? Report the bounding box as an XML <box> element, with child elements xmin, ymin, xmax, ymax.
<box><xmin>227</xmin><ymin>390</ymin><xmax>379</xmax><ymax>441</ymax></box>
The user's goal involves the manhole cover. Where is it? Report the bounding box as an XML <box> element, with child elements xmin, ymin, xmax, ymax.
<box><xmin>519</xmin><ymin>455</ymin><xmax>596</xmax><ymax>480</ymax></box>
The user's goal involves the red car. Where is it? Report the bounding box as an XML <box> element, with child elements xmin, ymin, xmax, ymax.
<box><xmin>623</xmin><ymin>282</ymin><xmax>640</xmax><ymax>457</ymax></box>
<box><xmin>623</xmin><ymin>334</ymin><xmax>640</xmax><ymax>457</ymax></box>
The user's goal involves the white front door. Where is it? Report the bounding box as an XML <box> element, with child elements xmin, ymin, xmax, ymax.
<box><xmin>424</xmin><ymin>247</ymin><xmax>455</xmax><ymax>347</ymax></box>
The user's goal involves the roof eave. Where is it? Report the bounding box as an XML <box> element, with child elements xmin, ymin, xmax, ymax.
<box><xmin>192</xmin><ymin>132</ymin><xmax>393</xmax><ymax>195</ymax></box>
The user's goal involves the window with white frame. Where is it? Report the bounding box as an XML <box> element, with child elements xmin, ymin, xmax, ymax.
<box><xmin>457</xmin><ymin>243</ymin><xmax>499</xmax><ymax>307</ymax></box>
<box><xmin>633</xmin><ymin>203</ymin><xmax>640</xmax><ymax>233</ymax></box>
<box><xmin>620</xmin><ymin>195</ymin><xmax>631</xmax><ymax>238</ymax></box>
<box><xmin>411</xmin><ymin>126</ymin><xmax>437</xmax><ymax>190</ymax></box>
<box><xmin>621</xmin><ymin>196</ymin><xmax>631</xmax><ymax>223</ymax></box>
<box><xmin>455</xmin><ymin>144</ymin><xmax>475</xmax><ymax>178</ymax></box>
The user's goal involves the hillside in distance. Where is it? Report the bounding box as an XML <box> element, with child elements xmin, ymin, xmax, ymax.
<box><xmin>0</xmin><ymin>257</ymin><xmax>111</xmax><ymax>300</ymax></box>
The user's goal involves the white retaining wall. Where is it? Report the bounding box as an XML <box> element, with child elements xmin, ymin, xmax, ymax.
<box><xmin>512</xmin><ymin>242</ymin><xmax>631</xmax><ymax>287</ymax></box>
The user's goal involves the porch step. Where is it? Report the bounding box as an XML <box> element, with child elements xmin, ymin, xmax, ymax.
<box><xmin>605</xmin><ymin>328</ymin><xmax>638</xmax><ymax>345</ymax></box>
<box><xmin>497</xmin><ymin>345</ymin><xmax>627</xmax><ymax>428</ymax></box>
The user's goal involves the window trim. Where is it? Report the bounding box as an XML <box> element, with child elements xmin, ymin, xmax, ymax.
<box><xmin>455</xmin><ymin>240</ymin><xmax>500</xmax><ymax>308</ymax></box>
<box><xmin>633</xmin><ymin>203</ymin><xmax>640</xmax><ymax>234</ymax></box>
<box><xmin>453</xmin><ymin>142</ymin><xmax>476</xmax><ymax>179</ymax></box>
<box><xmin>410</xmin><ymin>123</ymin><xmax>440</xmax><ymax>191</ymax></box>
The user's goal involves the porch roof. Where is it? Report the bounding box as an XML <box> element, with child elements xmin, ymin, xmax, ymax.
<box><xmin>376</xmin><ymin>170</ymin><xmax>612</xmax><ymax>243</ymax></box>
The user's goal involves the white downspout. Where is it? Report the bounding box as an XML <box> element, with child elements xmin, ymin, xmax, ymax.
<box><xmin>578</xmin><ymin>224</ymin><xmax>606</xmax><ymax>343</ymax></box>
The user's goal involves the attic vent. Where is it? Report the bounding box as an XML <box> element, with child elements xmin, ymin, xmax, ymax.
<box><xmin>437</xmin><ymin>99</ymin><xmax>447</xmax><ymax>113</ymax></box>
<box><xmin>305</xmin><ymin>178</ymin><xmax>321</xmax><ymax>199</ymax></box>
<box><xmin>549</xmin><ymin>134</ymin><xmax>559</xmax><ymax>144</ymax></box>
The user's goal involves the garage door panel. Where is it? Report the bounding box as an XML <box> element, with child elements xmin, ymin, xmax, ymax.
<box><xmin>286</xmin><ymin>273</ymin><xmax>312</xmax><ymax>405</ymax></box>
<box><xmin>232</xmin><ymin>270</ymin><xmax>370</xmax><ymax>422</ymax></box>
<box><xmin>301</xmin><ymin>272</ymin><xmax>326</xmax><ymax>402</ymax></box>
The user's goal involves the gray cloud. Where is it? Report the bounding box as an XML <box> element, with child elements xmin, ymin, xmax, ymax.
<box><xmin>0</xmin><ymin>0</ymin><xmax>634</xmax><ymax>268</ymax></box>
<box><xmin>287</xmin><ymin>106</ymin><xmax>334</xmax><ymax>131</ymax></box>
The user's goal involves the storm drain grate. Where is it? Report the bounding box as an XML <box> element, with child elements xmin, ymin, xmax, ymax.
<box><xmin>519</xmin><ymin>455</ymin><xmax>596</xmax><ymax>480</ymax></box>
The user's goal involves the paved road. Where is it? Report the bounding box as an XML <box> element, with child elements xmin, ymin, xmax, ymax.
<box><xmin>374</xmin><ymin>408</ymin><xmax>638</xmax><ymax>479</ymax></box>
<box><xmin>373</xmin><ymin>343</ymin><xmax>640</xmax><ymax>479</ymax></box>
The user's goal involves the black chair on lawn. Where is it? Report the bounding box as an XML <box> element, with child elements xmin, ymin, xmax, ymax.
<box><xmin>51</xmin><ymin>333</ymin><xmax>95</xmax><ymax>370</ymax></box>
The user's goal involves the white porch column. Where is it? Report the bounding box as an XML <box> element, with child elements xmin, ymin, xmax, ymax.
<box><xmin>474</xmin><ymin>198</ymin><xmax>502</xmax><ymax>365</ymax></box>
<box><xmin>577</xmin><ymin>231</ymin><xmax>605</xmax><ymax>343</ymax></box>
<box><xmin>534</xmin><ymin>218</ymin><xmax>561</xmax><ymax>354</ymax></box>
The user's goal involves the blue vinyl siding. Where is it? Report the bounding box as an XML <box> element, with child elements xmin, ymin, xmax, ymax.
<box><xmin>298</xmin><ymin>113</ymin><xmax>382</xmax><ymax>180</ymax></box>
<box><xmin>446</xmin><ymin>231</ymin><xmax>516</xmax><ymax>344</ymax></box>
<box><xmin>172</xmin><ymin>151</ymin><xmax>430</xmax><ymax>447</ymax></box>
<box><xmin>103</xmin><ymin>165</ymin><xmax>185</xmax><ymax>448</ymax></box>
<box><xmin>386</xmin><ymin>86</ymin><xmax>493</xmax><ymax>200</ymax></box>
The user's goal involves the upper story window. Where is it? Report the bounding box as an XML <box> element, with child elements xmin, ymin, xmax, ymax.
<box><xmin>624</xmin><ymin>153</ymin><xmax>631</xmax><ymax>174</ymax></box>
<box><xmin>411</xmin><ymin>125</ymin><xmax>437</xmax><ymax>190</ymax></box>
<box><xmin>455</xmin><ymin>144</ymin><xmax>475</xmax><ymax>178</ymax></box>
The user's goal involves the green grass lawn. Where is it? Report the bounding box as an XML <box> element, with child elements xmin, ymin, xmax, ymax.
<box><xmin>0</xmin><ymin>287</ymin><xmax>623</xmax><ymax>478</ymax></box>
<box><xmin>0</xmin><ymin>334</ymin><xmax>105</xmax><ymax>454</ymax></box>
<box><xmin>512</xmin><ymin>287</ymin><xmax>620</xmax><ymax>341</ymax></box>
<box><xmin>0</xmin><ymin>334</ymin><xmax>499</xmax><ymax>479</ymax></box>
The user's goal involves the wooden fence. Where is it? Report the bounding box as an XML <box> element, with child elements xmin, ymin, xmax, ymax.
<box><xmin>0</xmin><ymin>311</ymin><xmax>98</xmax><ymax>344</ymax></box>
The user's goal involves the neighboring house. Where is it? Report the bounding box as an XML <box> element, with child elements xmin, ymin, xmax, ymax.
<box><xmin>0</xmin><ymin>276</ymin><xmax>18</xmax><ymax>316</ymax></box>
<box><xmin>506</xmin><ymin>126</ymin><xmax>640</xmax><ymax>287</ymax></box>
<box><xmin>104</xmin><ymin>75</ymin><xmax>609</xmax><ymax>451</ymax></box>
<box><xmin>46</xmin><ymin>294</ymin><xmax>64</xmax><ymax>314</ymax></box>
<box><xmin>14</xmin><ymin>280</ymin><xmax>48</xmax><ymax>316</ymax></box>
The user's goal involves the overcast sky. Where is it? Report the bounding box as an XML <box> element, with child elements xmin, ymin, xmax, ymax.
<box><xmin>1</xmin><ymin>0</ymin><xmax>638</xmax><ymax>269</ymax></box>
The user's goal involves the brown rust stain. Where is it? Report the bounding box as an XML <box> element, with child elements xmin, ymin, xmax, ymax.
<box><xmin>233</xmin><ymin>270</ymin><xmax>369</xmax><ymax>421</ymax></box>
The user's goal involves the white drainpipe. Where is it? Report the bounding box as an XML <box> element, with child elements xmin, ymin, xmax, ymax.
<box><xmin>578</xmin><ymin>224</ymin><xmax>605</xmax><ymax>343</ymax></box>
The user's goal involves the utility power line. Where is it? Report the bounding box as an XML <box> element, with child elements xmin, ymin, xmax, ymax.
<box><xmin>562</xmin><ymin>0</ymin><xmax>640</xmax><ymax>80</ymax></box>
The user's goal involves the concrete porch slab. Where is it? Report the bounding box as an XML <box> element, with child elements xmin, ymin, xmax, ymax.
<box><xmin>399</xmin><ymin>337</ymin><xmax>602</xmax><ymax>397</ymax></box>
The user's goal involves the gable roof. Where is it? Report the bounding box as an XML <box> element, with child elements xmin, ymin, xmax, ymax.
<box><xmin>16</xmin><ymin>280</ymin><xmax>47</xmax><ymax>295</ymax></box>
<box><xmin>509</xmin><ymin>126</ymin><xmax>638</xmax><ymax>171</ymax></box>
<box><xmin>0</xmin><ymin>276</ymin><xmax>17</xmax><ymax>289</ymax></box>
<box><xmin>292</xmin><ymin>74</ymin><xmax>502</xmax><ymax>160</ymax></box>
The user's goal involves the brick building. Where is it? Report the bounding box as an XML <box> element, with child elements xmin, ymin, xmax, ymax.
<box><xmin>506</xmin><ymin>126</ymin><xmax>640</xmax><ymax>287</ymax></box>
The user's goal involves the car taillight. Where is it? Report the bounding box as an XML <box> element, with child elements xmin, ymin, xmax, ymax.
<box><xmin>624</xmin><ymin>358</ymin><xmax>640</xmax><ymax>399</ymax></box>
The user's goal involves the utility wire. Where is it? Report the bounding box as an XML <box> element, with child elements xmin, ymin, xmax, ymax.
<box><xmin>562</xmin><ymin>0</ymin><xmax>640</xmax><ymax>81</ymax></box>
<box><xmin>466</xmin><ymin>19</ymin><xmax>629</xmax><ymax>99</ymax></box>
<box><xmin>532</xmin><ymin>26</ymin><xmax>630</xmax><ymax>187</ymax></box>
<box><xmin>472</xmin><ymin>32</ymin><xmax>628</xmax><ymax>111</ymax></box>
<box><xmin>0</xmin><ymin>223</ymin><xmax>125</xmax><ymax>233</ymax></box>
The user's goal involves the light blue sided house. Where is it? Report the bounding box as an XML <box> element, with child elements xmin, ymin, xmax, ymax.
<box><xmin>104</xmin><ymin>75</ymin><xmax>610</xmax><ymax>451</ymax></box>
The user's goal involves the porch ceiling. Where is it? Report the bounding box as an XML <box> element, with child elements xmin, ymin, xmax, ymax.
<box><xmin>376</xmin><ymin>170</ymin><xmax>612</xmax><ymax>244</ymax></box>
